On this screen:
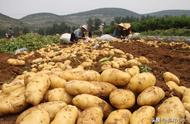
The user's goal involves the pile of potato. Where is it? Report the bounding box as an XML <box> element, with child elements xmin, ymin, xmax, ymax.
<box><xmin>2</xmin><ymin>40</ymin><xmax>190</xmax><ymax>124</ymax></box>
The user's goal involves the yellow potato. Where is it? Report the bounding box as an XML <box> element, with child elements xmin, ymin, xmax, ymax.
<box><xmin>25</xmin><ymin>74</ymin><xmax>50</xmax><ymax>105</ymax></box>
<box><xmin>185</xmin><ymin>110</ymin><xmax>190</xmax><ymax>124</ymax></box>
<box><xmin>125</xmin><ymin>66</ymin><xmax>140</xmax><ymax>77</ymax></box>
<box><xmin>137</xmin><ymin>86</ymin><xmax>165</xmax><ymax>106</ymax></box>
<box><xmin>128</xmin><ymin>72</ymin><xmax>156</xmax><ymax>93</ymax></box>
<box><xmin>16</xmin><ymin>101</ymin><xmax>67</xmax><ymax>122</ymax></box>
<box><xmin>65</xmin><ymin>80</ymin><xmax>116</xmax><ymax>97</ymax></box>
<box><xmin>125</xmin><ymin>59</ymin><xmax>142</xmax><ymax>67</ymax></box>
<box><xmin>182</xmin><ymin>88</ymin><xmax>190</xmax><ymax>112</ymax></box>
<box><xmin>45</xmin><ymin>88</ymin><xmax>72</xmax><ymax>104</ymax></box>
<box><xmin>136</xmin><ymin>56</ymin><xmax>150</xmax><ymax>64</ymax></box>
<box><xmin>72</xmin><ymin>94</ymin><xmax>113</xmax><ymax>117</ymax></box>
<box><xmin>0</xmin><ymin>87</ymin><xmax>27</xmax><ymax>116</ymax></box>
<box><xmin>77</xmin><ymin>107</ymin><xmax>103</xmax><ymax>124</ymax></box>
<box><xmin>61</xmin><ymin>69</ymin><xmax>100</xmax><ymax>81</ymax></box>
<box><xmin>16</xmin><ymin>108</ymin><xmax>50</xmax><ymax>124</ymax></box>
<box><xmin>109</xmin><ymin>89</ymin><xmax>135</xmax><ymax>109</ymax></box>
<box><xmin>104</xmin><ymin>109</ymin><xmax>131</xmax><ymax>124</ymax></box>
<box><xmin>163</xmin><ymin>72</ymin><xmax>180</xmax><ymax>85</ymax></box>
<box><xmin>51</xmin><ymin>105</ymin><xmax>79</xmax><ymax>124</ymax></box>
<box><xmin>1</xmin><ymin>79</ymin><xmax>24</xmax><ymax>94</ymax></box>
<box><xmin>100</xmin><ymin>68</ymin><xmax>131</xmax><ymax>86</ymax></box>
<box><xmin>49</xmin><ymin>75</ymin><xmax>67</xmax><ymax>88</ymax></box>
<box><xmin>7</xmin><ymin>58</ymin><xmax>25</xmax><ymax>66</ymax></box>
<box><xmin>130</xmin><ymin>106</ymin><xmax>155</xmax><ymax>124</ymax></box>
<box><xmin>166</xmin><ymin>81</ymin><xmax>186</xmax><ymax>95</ymax></box>
<box><xmin>156</xmin><ymin>97</ymin><xmax>185</xmax><ymax>124</ymax></box>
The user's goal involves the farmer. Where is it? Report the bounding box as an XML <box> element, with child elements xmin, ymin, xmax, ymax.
<box><xmin>60</xmin><ymin>25</ymin><xmax>89</xmax><ymax>44</ymax></box>
<box><xmin>5</xmin><ymin>28</ymin><xmax>14</xmax><ymax>39</ymax></box>
<box><xmin>70</xmin><ymin>25</ymin><xmax>88</xmax><ymax>42</ymax></box>
<box><xmin>113</xmin><ymin>23</ymin><xmax>132</xmax><ymax>39</ymax></box>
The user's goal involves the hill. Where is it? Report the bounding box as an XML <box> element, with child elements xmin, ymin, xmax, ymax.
<box><xmin>1</xmin><ymin>8</ymin><xmax>190</xmax><ymax>30</ymax></box>
<box><xmin>62</xmin><ymin>8</ymin><xmax>140</xmax><ymax>25</ymax></box>
<box><xmin>0</xmin><ymin>13</ymin><xmax>25</xmax><ymax>29</ymax></box>
<box><xmin>145</xmin><ymin>10</ymin><xmax>190</xmax><ymax>17</ymax></box>
<box><xmin>20</xmin><ymin>13</ymin><xmax>64</xmax><ymax>28</ymax></box>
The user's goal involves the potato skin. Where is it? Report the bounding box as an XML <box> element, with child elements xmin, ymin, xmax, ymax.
<box><xmin>77</xmin><ymin>107</ymin><xmax>103</xmax><ymax>124</ymax></box>
<box><xmin>45</xmin><ymin>88</ymin><xmax>72</xmax><ymax>104</ymax></box>
<box><xmin>182</xmin><ymin>89</ymin><xmax>190</xmax><ymax>112</ymax></box>
<box><xmin>130</xmin><ymin>106</ymin><xmax>155</xmax><ymax>124</ymax></box>
<box><xmin>163</xmin><ymin>72</ymin><xmax>180</xmax><ymax>85</ymax></box>
<box><xmin>104</xmin><ymin>109</ymin><xmax>131</xmax><ymax>124</ymax></box>
<box><xmin>109</xmin><ymin>89</ymin><xmax>135</xmax><ymax>109</ymax></box>
<box><xmin>100</xmin><ymin>68</ymin><xmax>131</xmax><ymax>86</ymax></box>
<box><xmin>1</xmin><ymin>79</ymin><xmax>24</xmax><ymax>94</ymax></box>
<box><xmin>49</xmin><ymin>75</ymin><xmax>67</xmax><ymax>88</ymax></box>
<box><xmin>137</xmin><ymin>86</ymin><xmax>165</xmax><ymax>106</ymax></box>
<box><xmin>65</xmin><ymin>80</ymin><xmax>116</xmax><ymax>97</ymax></box>
<box><xmin>16</xmin><ymin>101</ymin><xmax>67</xmax><ymax>123</ymax></box>
<box><xmin>125</xmin><ymin>66</ymin><xmax>140</xmax><ymax>77</ymax></box>
<box><xmin>51</xmin><ymin>105</ymin><xmax>79</xmax><ymax>124</ymax></box>
<box><xmin>166</xmin><ymin>81</ymin><xmax>186</xmax><ymax>95</ymax></box>
<box><xmin>0</xmin><ymin>87</ymin><xmax>27</xmax><ymax>116</ymax></box>
<box><xmin>128</xmin><ymin>72</ymin><xmax>156</xmax><ymax>93</ymax></box>
<box><xmin>61</xmin><ymin>70</ymin><xmax>100</xmax><ymax>81</ymax></box>
<box><xmin>156</xmin><ymin>97</ymin><xmax>185</xmax><ymax>124</ymax></box>
<box><xmin>25</xmin><ymin>74</ymin><xmax>50</xmax><ymax>105</ymax></box>
<box><xmin>16</xmin><ymin>108</ymin><xmax>50</xmax><ymax>124</ymax></box>
<box><xmin>72</xmin><ymin>94</ymin><xmax>113</xmax><ymax>117</ymax></box>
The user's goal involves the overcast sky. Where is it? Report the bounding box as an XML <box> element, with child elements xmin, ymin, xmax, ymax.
<box><xmin>0</xmin><ymin>0</ymin><xmax>190</xmax><ymax>19</ymax></box>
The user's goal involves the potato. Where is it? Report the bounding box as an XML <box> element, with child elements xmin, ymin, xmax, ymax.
<box><xmin>51</xmin><ymin>105</ymin><xmax>79</xmax><ymax>124</ymax></box>
<box><xmin>125</xmin><ymin>66</ymin><xmax>140</xmax><ymax>77</ymax></box>
<box><xmin>49</xmin><ymin>75</ymin><xmax>66</xmax><ymax>89</ymax></box>
<box><xmin>163</xmin><ymin>72</ymin><xmax>180</xmax><ymax>85</ymax></box>
<box><xmin>16</xmin><ymin>108</ymin><xmax>50</xmax><ymax>124</ymax></box>
<box><xmin>61</xmin><ymin>69</ymin><xmax>100</xmax><ymax>81</ymax></box>
<box><xmin>65</xmin><ymin>80</ymin><xmax>116</xmax><ymax>97</ymax></box>
<box><xmin>0</xmin><ymin>87</ymin><xmax>27</xmax><ymax>116</ymax></box>
<box><xmin>125</xmin><ymin>59</ymin><xmax>142</xmax><ymax>67</ymax></box>
<box><xmin>185</xmin><ymin>110</ymin><xmax>190</xmax><ymax>124</ymax></box>
<box><xmin>156</xmin><ymin>97</ymin><xmax>185</xmax><ymax>124</ymax></box>
<box><xmin>100</xmin><ymin>68</ymin><xmax>131</xmax><ymax>86</ymax></box>
<box><xmin>77</xmin><ymin>107</ymin><xmax>103</xmax><ymax>124</ymax></box>
<box><xmin>7</xmin><ymin>58</ymin><xmax>25</xmax><ymax>66</ymax></box>
<box><xmin>25</xmin><ymin>74</ymin><xmax>50</xmax><ymax>105</ymax></box>
<box><xmin>45</xmin><ymin>88</ymin><xmax>72</xmax><ymax>104</ymax></box>
<box><xmin>137</xmin><ymin>86</ymin><xmax>165</xmax><ymax>106</ymax></box>
<box><xmin>136</xmin><ymin>56</ymin><xmax>150</xmax><ymax>64</ymax></box>
<box><xmin>104</xmin><ymin>109</ymin><xmax>131</xmax><ymax>124</ymax></box>
<box><xmin>127</xmin><ymin>72</ymin><xmax>156</xmax><ymax>93</ymax></box>
<box><xmin>109</xmin><ymin>89</ymin><xmax>135</xmax><ymax>109</ymax></box>
<box><xmin>130</xmin><ymin>106</ymin><xmax>155</xmax><ymax>124</ymax></box>
<box><xmin>166</xmin><ymin>81</ymin><xmax>186</xmax><ymax>95</ymax></box>
<box><xmin>16</xmin><ymin>101</ymin><xmax>67</xmax><ymax>122</ymax></box>
<box><xmin>182</xmin><ymin>89</ymin><xmax>190</xmax><ymax>112</ymax></box>
<box><xmin>72</xmin><ymin>94</ymin><xmax>113</xmax><ymax>117</ymax></box>
<box><xmin>1</xmin><ymin>79</ymin><xmax>24</xmax><ymax>94</ymax></box>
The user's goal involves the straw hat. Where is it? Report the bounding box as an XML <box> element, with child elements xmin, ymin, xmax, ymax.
<box><xmin>81</xmin><ymin>25</ymin><xmax>88</xmax><ymax>31</ymax></box>
<box><xmin>117</xmin><ymin>23</ymin><xmax>131</xmax><ymax>30</ymax></box>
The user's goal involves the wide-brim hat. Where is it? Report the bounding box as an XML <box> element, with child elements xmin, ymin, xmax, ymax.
<box><xmin>117</xmin><ymin>23</ymin><xmax>131</xmax><ymax>30</ymax></box>
<box><xmin>81</xmin><ymin>25</ymin><xmax>88</xmax><ymax>31</ymax></box>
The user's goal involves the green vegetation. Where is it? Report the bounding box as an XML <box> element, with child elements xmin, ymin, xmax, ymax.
<box><xmin>141</xmin><ymin>28</ymin><xmax>190</xmax><ymax>36</ymax></box>
<box><xmin>0</xmin><ymin>33</ymin><xmax>59</xmax><ymax>53</ymax></box>
<box><xmin>139</xmin><ymin>65</ymin><xmax>152</xmax><ymax>73</ymax></box>
<box><xmin>103</xmin><ymin>16</ymin><xmax>190</xmax><ymax>36</ymax></box>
